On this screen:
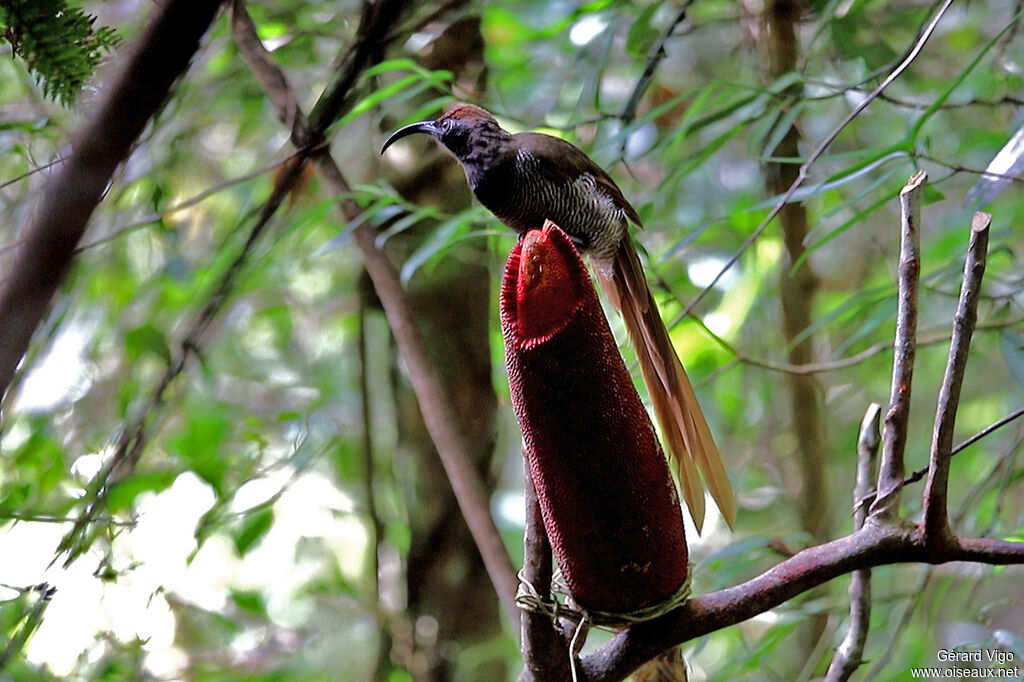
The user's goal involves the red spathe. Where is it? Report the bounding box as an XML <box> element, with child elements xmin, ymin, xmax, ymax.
<box><xmin>501</xmin><ymin>222</ymin><xmax>688</xmax><ymax>613</ymax></box>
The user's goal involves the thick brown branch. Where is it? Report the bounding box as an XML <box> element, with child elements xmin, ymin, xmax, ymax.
<box><xmin>764</xmin><ymin>0</ymin><xmax>830</xmax><ymax>664</ymax></box>
<box><xmin>953</xmin><ymin>537</ymin><xmax>1024</xmax><ymax>563</ymax></box>
<box><xmin>228</xmin><ymin>0</ymin><xmax>520</xmax><ymax>624</ymax></box>
<box><xmin>549</xmin><ymin>522</ymin><xmax>1024</xmax><ymax>682</ymax></box>
<box><xmin>871</xmin><ymin>171</ymin><xmax>926</xmax><ymax>518</ymax></box>
<box><xmin>334</xmin><ymin>159</ymin><xmax>520</xmax><ymax>624</ymax></box>
<box><xmin>519</xmin><ymin>468</ymin><xmax>571</xmax><ymax>681</ymax></box>
<box><xmin>0</xmin><ymin>0</ymin><xmax>223</xmax><ymax>404</ymax></box>
<box><xmin>575</xmin><ymin>521</ymin><xmax>912</xmax><ymax>681</ymax></box>
<box><xmin>922</xmin><ymin>212</ymin><xmax>991</xmax><ymax>547</ymax></box>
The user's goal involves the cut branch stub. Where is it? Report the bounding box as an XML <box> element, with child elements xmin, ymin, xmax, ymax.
<box><xmin>871</xmin><ymin>170</ymin><xmax>926</xmax><ymax>519</ymax></box>
<box><xmin>922</xmin><ymin>211</ymin><xmax>991</xmax><ymax>547</ymax></box>
<box><xmin>501</xmin><ymin>222</ymin><xmax>688</xmax><ymax>614</ymax></box>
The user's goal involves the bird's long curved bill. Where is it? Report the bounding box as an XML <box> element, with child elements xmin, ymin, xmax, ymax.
<box><xmin>380</xmin><ymin>121</ymin><xmax>438</xmax><ymax>154</ymax></box>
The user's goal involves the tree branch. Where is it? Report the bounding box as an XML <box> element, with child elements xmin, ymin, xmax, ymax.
<box><xmin>0</xmin><ymin>0</ymin><xmax>223</xmax><ymax>405</ymax></box>
<box><xmin>556</xmin><ymin>521</ymin><xmax>1024</xmax><ymax>682</ymax></box>
<box><xmin>922</xmin><ymin>211</ymin><xmax>991</xmax><ymax>547</ymax></box>
<box><xmin>824</xmin><ymin>403</ymin><xmax>880</xmax><ymax>682</ymax></box>
<box><xmin>870</xmin><ymin>171</ymin><xmax>926</xmax><ymax>519</ymax></box>
<box><xmin>228</xmin><ymin>0</ymin><xmax>520</xmax><ymax>624</ymax></box>
<box><xmin>575</xmin><ymin>521</ymin><xmax>913</xmax><ymax>681</ymax></box>
<box><xmin>519</xmin><ymin>467</ymin><xmax>572</xmax><ymax>681</ymax></box>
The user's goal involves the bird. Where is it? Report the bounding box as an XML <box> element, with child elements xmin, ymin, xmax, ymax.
<box><xmin>382</xmin><ymin>103</ymin><xmax>735</xmax><ymax>533</ymax></box>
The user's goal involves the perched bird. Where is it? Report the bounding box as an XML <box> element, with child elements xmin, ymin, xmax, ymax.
<box><xmin>382</xmin><ymin>103</ymin><xmax>735</xmax><ymax>532</ymax></box>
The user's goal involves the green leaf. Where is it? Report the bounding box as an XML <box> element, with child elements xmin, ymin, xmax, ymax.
<box><xmin>626</xmin><ymin>2</ymin><xmax>662</xmax><ymax>58</ymax></box>
<box><xmin>229</xmin><ymin>588</ymin><xmax>268</xmax><ymax>616</ymax></box>
<box><xmin>399</xmin><ymin>212</ymin><xmax>493</xmax><ymax>285</ymax></box>
<box><xmin>374</xmin><ymin>205</ymin><xmax>439</xmax><ymax>246</ymax></box>
<box><xmin>1</xmin><ymin>0</ymin><xmax>120</xmax><ymax>106</ymax></box>
<box><xmin>335</xmin><ymin>68</ymin><xmax>453</xmax><ymax>130</ymax></box>
<box><xmin>124</xmin><ymin>324</ymin><xmax>171</xmax><ymax>364</ymax></box>
<box><xmin>169</xmin><ymin>413</ymin><xmax>231</xmax><ymax>494</ymax></box>
<box><xmin>255</xmin><ymin>21</ymin><xmax>288</xmax><ymax>40</ymax></box>
<box><xmin>257</xmin><ymin>304</ymin><xmax>293</xmax><ymax>348</ymax></box>
<box><xmin>922</xmin><ymin>185</ymin><xmax>946</xmax><ymax>205</ymax></box>
<box><xmin>1000</xmin><ymin>330</ymin><xmax>1024</xmax><ymax>391</ymax></box>
<box><xmin>761</xmin><ymin>101</ymin><xmax>804</xmax><ymax>158</ymax></box>
<box><xmin>106</xmin><ymin>470</ymin><xmax>178</xmax><ymax>514</ymax></box>
<box><xmin>909</xmin><ymin>12</ymin><xmax>1024</xmax><ymax>143</ymax></box>
<box><xmin>234</xmin><ymin>508</ymin><xmax>274</xmax><ymax>556</ymax></box>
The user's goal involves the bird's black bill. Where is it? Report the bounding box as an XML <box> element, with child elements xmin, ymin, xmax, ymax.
<box><xmin>380</xmin><ymin>121</ymin><xmax>439</xmax><ymax>154</ymax></box>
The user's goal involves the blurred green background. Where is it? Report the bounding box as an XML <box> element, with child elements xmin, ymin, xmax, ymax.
<box><xmin>0</xmin><ymin>0</ymin><xmax>1022</xmax><ymax>679</ymax></box>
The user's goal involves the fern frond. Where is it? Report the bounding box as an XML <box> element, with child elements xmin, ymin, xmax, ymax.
<box><xmin>0</xmin><ymin>0</ymin><xmax>120</xmax><ymax>106</ymax></box>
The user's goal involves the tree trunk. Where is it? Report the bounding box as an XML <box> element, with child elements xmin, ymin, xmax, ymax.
<box><xmin>373</xmin><ymin>15</ymin><xmax>505</xmax><ymax>680</ymax></box>
<box><xmin>762</xmin><ymin>0</ymin><xmax>832</xmax><ymax>672</ymax></box>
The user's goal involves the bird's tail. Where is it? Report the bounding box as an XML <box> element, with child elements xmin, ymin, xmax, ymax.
<box><xmin>595</xmin><ymin>238</ymin><xmax>736</xmax><ymax>533</ymax></box>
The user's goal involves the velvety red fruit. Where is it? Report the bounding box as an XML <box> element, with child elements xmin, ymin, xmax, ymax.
<box><xmin>501</xmin><ymin>222</ymin><xmax>688</xmax><ymax>614</ymax></box>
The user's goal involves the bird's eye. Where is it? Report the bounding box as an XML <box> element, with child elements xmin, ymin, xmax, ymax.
<box><xmin>440</xmin><ymin>119</ymin><xmax>453</xmax><ymax>132</ymax></box>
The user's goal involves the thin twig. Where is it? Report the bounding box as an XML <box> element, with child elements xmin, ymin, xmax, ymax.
<box><xmin>824</xmin><ymin>403</ymin><xmax>880</xmax><ymax>682</ymax></box>
<box><xmin>0</xmin><ymin>511</ymin><xmax>134</xmax><ymax>526</ymax></box>
<box><xmin>73</xmin><ymin>154</ymin><xmax>300</xmax><ymax>254</ymax></box>
<box><xmin>951</xmin><ymin>405</ymin><xmax>1024</xmax><ymax>459</ymax></box>
<box><xmin>922</xmin><ymin>212</ymin><xmax>991</xmax><ymax>548</ymax></box>
<box><xmin>856</xmin><ymin>404</ymin><xmax>1024</xmax><ymax>511</ymax></box>
<box><xmin>0</xmin><ymin>583</ymin><xmax>54</xmax><ymax>675</ymax></box>
<box><xmin>803</xmin><ymin>79</ymin><xmax>1024</xmax><ymax>111</ymax></box>
<box><xmin>700</xmin><ymin>316</ymin><xmax>1024</xmax><ymax>381</ymax></box>
<box><xmin>0</xmin><ymin>156</ymin><xmax>63</xmax><ymax>191</ymax></box>
<box><xmin>863</xmin><ymin>567</ymin><xmax>933</xmax><ymax>680</ymax></box>
<box><xmin>681</xmin><ymin>287</ymin><xmax>1023</xmax><ymax>379</ymax></box>
<box><xmin>382</xmin><ymin>0</ymin><xmax>469</xmax><ymax>45</ymax></box>
<box><xmin>228</xmin><ymin>0</ymin><xmax>520</xmax><ymax>624</ymax></box>
<box><xmin>870</xmin><ymin>171</ymin><xmax>925</xmax><ymax>519</ymax></box>
<box><xmin>681</xmin><ymin>0</ymin><xmax>955</xmax><ymax>319</ymax></box>
<box><xmin>358</xmin><ymin>301</ymin><xmax>391</xmax><ymax>680</ymax></box>
<box><xmin>2</xmin><ymin>155</ymin><xmax>295</xmax><ymax>259</ymax></box>
<box><xmin>620</xmin><ymin>1</ymin><xmax>693</xmax><ymax>127</ymax></box>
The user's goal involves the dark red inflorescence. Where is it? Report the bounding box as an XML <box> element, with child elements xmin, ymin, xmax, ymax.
<box><xmin>501</xmin><ymin>222</ymin><xmax>688</xmax><ymax>614</ymax></box>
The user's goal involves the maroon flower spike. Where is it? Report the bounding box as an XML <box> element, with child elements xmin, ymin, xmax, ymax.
<box><xmin>501</xmin><ymin>221</ymin><xmax>688</xmax><ymax>614</ymax></box>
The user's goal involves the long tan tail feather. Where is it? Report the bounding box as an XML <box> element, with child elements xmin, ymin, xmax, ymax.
<box><xmin>595</xmin><ymin>239</ymin><xmax>737</xmax><ymax>533</ymax></box>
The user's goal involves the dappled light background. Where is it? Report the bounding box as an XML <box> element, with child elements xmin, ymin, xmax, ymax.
<box><xmin>1</xmin><ymin>0</ymin><xmax>1023</xmax><ymax>680</ymax></box>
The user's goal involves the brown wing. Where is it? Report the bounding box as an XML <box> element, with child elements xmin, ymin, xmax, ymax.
<box><xmin>517</xmin><ymin>132</ymin><xmax>643</xmax><ymax>227</ymax></box>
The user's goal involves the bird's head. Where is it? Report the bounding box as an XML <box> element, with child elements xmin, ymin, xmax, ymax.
<box><xmin>380</xmin><ymin>103</ymin><xmax>506</xmax><ymax>160</ymax></box>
